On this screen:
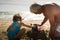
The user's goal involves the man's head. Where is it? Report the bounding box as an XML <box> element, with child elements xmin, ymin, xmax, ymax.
<box><xmin>30</xmin><ymin>3</ymin><xmax>42</xmax><ymax>14</ymax></box>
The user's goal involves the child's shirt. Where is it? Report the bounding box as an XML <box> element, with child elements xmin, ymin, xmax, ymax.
<box><xmin>7</xmin><ymin>21</ymin><xmax>21</xmax><ymax>39</ymax></box>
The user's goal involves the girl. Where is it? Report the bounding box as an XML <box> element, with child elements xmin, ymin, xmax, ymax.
<box><xmin>7</xmin><ymin>14</ymin><xmax>31</xmax><ymax>40</ymax></box>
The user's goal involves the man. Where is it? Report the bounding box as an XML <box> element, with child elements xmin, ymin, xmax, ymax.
<box><xmin>30</xmin><ymin>3</ymin><xmax>60</xmax><ymax>40</ymax></box>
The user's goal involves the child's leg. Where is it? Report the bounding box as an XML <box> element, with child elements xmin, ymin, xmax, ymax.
<box><xmin>14</xmin><ymin>28</ymin><xmax>26</xmax><ymax>40</ymax></box>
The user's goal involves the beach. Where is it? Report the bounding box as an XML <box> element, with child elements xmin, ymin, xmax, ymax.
<box><xmin>0</xmin><ymin>19</ymin><xmax>50</xmax><ymax>40</ymax></box>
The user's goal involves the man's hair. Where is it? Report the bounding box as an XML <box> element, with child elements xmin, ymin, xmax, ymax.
<box><xmin>13</xmin><ymin>15</ymin><xmax>22</xmax><ymax>22</ymax></box>
<box><xmin>30</xmin><ymin>3</ymin><xmax>41</xmax><ymax>13</ymax></box>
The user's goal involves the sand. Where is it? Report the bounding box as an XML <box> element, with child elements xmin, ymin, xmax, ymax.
<box><xmin>0</xmin><ymin>19</ymin><xmax>50</xmax><ymax>40</ymax></box>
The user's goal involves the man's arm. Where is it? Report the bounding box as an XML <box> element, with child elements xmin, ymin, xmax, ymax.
<box><xmin>40</xmin><ymin>17</ymin><xmax>48</xmax><ymax>26</ymax></box>
<box><xmin>49</xmin><ymin>15</ymin><xmax>56</xmax><ymax>33</ymax></box>
<box><xmin>48</xmin><ymin>14</ymin><xmax>56</xmax><ymax>38</ymax></box>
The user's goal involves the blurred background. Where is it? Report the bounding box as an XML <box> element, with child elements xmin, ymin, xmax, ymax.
<box><xmin>0</xmin><ymin>0</ymin><xmax>60</xmax><ymax>40</ymax></box>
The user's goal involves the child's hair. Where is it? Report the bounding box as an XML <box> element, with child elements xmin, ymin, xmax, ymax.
<box><xmin>13</xmin><ymin>14</ymin><xmax>22</xmax><ymax>22</ymax></box>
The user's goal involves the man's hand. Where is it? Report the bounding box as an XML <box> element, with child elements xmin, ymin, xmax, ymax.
<box><xmin>37</xmin><ymin>25</ymin><xmax>43</xmax><ymax>31</ymax></box>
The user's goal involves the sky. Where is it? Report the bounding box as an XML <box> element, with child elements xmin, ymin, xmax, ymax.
<box><xmin>0</xmin><ymin>0</ymin><xmax>60</xmax><ymax>20</ymax></box>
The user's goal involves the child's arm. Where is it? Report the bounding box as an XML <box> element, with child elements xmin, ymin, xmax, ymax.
<box><xmin>19</xmin><ymin>22</ymin><xmax>32</xmax><ymax>28</ymax></box>
<box><xmin>22</xmin><ymin>22</ymin><xmax>32</xmax><ymax>28</ymax></box>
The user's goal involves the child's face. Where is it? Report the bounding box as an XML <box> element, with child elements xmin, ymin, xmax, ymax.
<box><xmin>17</xmin><ymin>18</ymin><xmax>22</xmax><ymax>23</ymax></box>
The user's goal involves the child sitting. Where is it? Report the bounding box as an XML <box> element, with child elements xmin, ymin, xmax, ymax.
<box><xmin>7</xmin><ymin>14</ymin><xmax>31</xmax><ymax>40</ymax></box>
